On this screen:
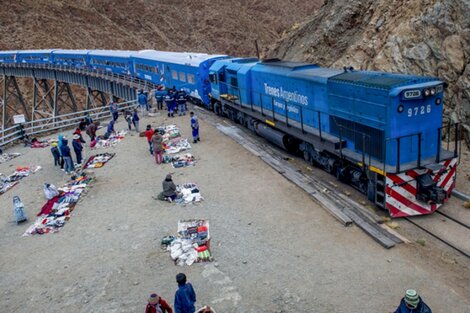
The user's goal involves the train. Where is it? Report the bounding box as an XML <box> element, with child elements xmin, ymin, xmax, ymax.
<box><xmin>0</xmin><ymin>49</ymin><xmax>460</xmax><ymax>217</ymax></box>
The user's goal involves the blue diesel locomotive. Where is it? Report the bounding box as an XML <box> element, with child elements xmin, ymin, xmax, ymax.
<box><xmin>0</xmin><ymin>50</ymin><xmax>459</xmax><ymax>217</ymax></box>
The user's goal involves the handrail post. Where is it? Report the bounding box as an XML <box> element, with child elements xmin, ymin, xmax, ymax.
<box><xmin>454</xmin><ymin>123</ymin><xmax>459</xmax><ymax>158</ymax></box>
<box><xmin>396</xmin><ymin>137</ymin><xmax>401</xmax><ymax>173</ymax></box>
<box><xmin>339</xmin><ymin>126</ymin><xmax>343</xmax><ymax>158</ymax></box>
<box><xmin>300</xmin><ymin>107</ymin><xmax>304</xmax><ymax>134</ymax></box>
<box><xmin>417</xmin><ymin>133</ymin><xmax>422</xmax><ymax>168</ymax></box>
<box><xmin>271</xmin><ymin>97</ymin><xmax>275</xmax><ymax>121</ymax></box>
<box><xmin>436</xmin><ymin>128</ymin><xmax>441</xmax><ymax>163</ymax></box>
<box><xmin>318</xmin><ymin>111</ymin><xmax>322</xmax><ymax>141</ymax></box>
<box><xmin>362</xmin><ymin>133</ymin><xmax>366</xmax><ymax>171</ymax></box>
<box><xmin>285</xmin><ymin>101</ymin><xmax>288</xmax><ymax>126</ymax></box>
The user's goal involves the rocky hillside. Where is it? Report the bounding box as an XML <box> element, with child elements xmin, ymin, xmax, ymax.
<box><xmin>0</xmin><ymin>0</ymin><xmax>322</xmax><ymax>56</ymax></box>
<box><xmin>268</xmin><ymin>0</ymin><xmax>470</xmax><ymax>138</ymax></box>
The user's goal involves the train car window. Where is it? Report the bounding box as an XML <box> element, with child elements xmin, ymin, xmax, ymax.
<box><xmin>172</xmin><ymin>70</ymin><xmax>178</xmax><ymax>80</ymax></box>
<box><xmin>187</xmin><ymin>74</ymin><xmax>195</xmax><ymax>84</ymax></box>
<box><xmin>218</xmin><ymin>72</ymin><xmax>225</xmax><ymax>82</ymax></box>
<box><xmin>167</xmin><ymin>65</ymin><xmax>170</xmax><ymax>71</ymax></box>
<box><xmin>179</xmin><ymin>72</ymin><xmax>186</xmax><ymax>82</ymax></box>
<box><xmin>230</xmin><ymin>77</ymin><xmax>238</xmax><ymax>88</ymax></box>
<box><xmin>155</xmin><ymin>67</ymin><xmax>159</xmax><ymax>74</ymax></box>
<box><xmin>209</xmin><ymin>73</ymin><xmax>217</xmax><ymax>84</ymax></box>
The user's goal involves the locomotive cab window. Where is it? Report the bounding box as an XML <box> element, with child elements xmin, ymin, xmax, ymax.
<box><xmin>209</xmin><ymin>73</ymin><xmax>217</xmax><ymax>84</ymax></box>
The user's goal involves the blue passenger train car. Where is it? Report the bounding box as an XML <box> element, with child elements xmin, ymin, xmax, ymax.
<box><xmin>16</xmin><ymin>50</ymin><xmax>54</xmax><ymax>64</ymax></box>
<box><xmin>51</xmin><ymin>50</ymin><xmax>90</xmax><ymax>68</ymax></box>
<box><xmin>88</xmin><ymin>50</ymin><xmax>134</xmax><ymax>75</ymax></box>
<box><xmin>0</xmin><ymin>50</ymin><xmax>18</xmax><ymax>63</ymax></box>
<box><xmin>131</xmin><ymin>51</ymin><xmax>227</xmax><ymax>105</ymax></box>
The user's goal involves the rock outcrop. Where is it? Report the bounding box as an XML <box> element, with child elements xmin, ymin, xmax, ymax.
<box><xmin>268</xmin><ymin>0</ymin><xmax>470</xmax><ymax>140</ymax></box>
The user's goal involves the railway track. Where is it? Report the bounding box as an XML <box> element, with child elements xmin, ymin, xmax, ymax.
<box><xmin>195</xmin><ymin>105</ymin><xmax>470</xmax><ymax>257</ymax></box>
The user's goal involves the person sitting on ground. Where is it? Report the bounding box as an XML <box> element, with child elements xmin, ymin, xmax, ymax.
<box><xmin>145</xmin><ymin>293</ymin><xmax>173</xmax><ymax>313</ymax></box>
<box><xmin>174</xmin><ymin>273</ymin><xmax>196</xmax><ymax>313</ymax></box>
<box><xmin>393</xmin><ymin>289</ymin><xmax>432</xmax><ymax>313</ymax></box>
<box><xmin>154</xmin><ymin>174</ymin><xmax>178</xmax><ymax>202</ymax></box>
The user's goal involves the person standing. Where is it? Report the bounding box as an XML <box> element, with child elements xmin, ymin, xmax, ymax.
<box><xmin>174</xmin><ymin>273</ymin><xmax>196</xmax><ymax>313</ymax></box>
<box><xmin>60</xmin><ymin>138</ymin><xmax>74</xmax><ymax>174</ymax></box>
<box><xmin>138</xmin><ymin>90</ymin><xmax>148</xmax><ymax>116</ymax></box>
<box><xmin>86</xmin><ymin>121</ymin><xmax>97</xmax><ymax>142</ymax></box>
<box><xmin>50</xmin><ymin>142</ymin><xmax>60</xmax><ymax>167</ymax></box>
<box><xmin>151</xmin><ymin>131</ymin><xmax>164</xmax><ymax>164</ymax></box>
<box><xmin>124</xmin><ymin>110</ymin><xmax>133</xmax><ymax>131</ymax></box>
<box><xmin>132</xmin><ymin>109</ymin><xmax>140</xmax><ymax>132</ymax></box>
<box><xmin>110</xmin><ymin>101</ymin><xmax>119</xmax><ymax>121</ymax></box>
<box><xmin>106</xmin><ymin>119</ymin><xmax>115</xmax><ymax>137</ymax></box>
<box><xmin>177</xmin><ymin>90</ymin><xmax>187</xmax><ymax>116</ymax></box>
<box><xmin>155</xmin><ymin>87</ymin><xmax>165</xmax><ymax>110</ymax></box>
<box><xmin>84</xmin><ymin>112</ymin><xmax>93</xmax><ymax>126</ymax></box>
<box><xmin>165</xmin><ymin>92</ymin><xmax>175</xmax><ymax>117</ymax></box>
<box><xmin>190</xmin><ymin>112</ymin><xmax>200</xmax><ymax>143</ymax></box>
<box><xmin>145</xmin><ymin>125</ymin><xmax>155</xmax><ymax>155</ymax></box>
<box><xmin>145</xmin><ymin>293</ymin><xmax>173</xmax><ymax>313</ymax></box>
<box><xmin>72</xmin><ymin>134</ymin><xmax>84</xmax><ymax>165</ymax></box>
<box><xmin>57</xmin><ymin>134</ymin><xmax>65</xmax><ymax>170</ymax></box>
<box><xmin>394</xmin><ymin>289</ymin><xmax>432</xmax><ymax>313</ymax></box>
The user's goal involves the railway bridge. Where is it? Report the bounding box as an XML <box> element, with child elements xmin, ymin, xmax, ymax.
<box><xmin>0</xmin><ymin>63</ymin><xmax>158</xmax><ymax>145</ymax></box>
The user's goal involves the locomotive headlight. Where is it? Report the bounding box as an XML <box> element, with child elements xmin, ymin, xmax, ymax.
<box><xmin>430</xmin><ymin>88</ymin><xmax>436</xmax><ymax>95</ymax></box>
<box><xmin>435</xmin><ymin>98</ymin><xmax>441</xmax><ymax>105</ymax></box>
<box><xmin>424</xmin><ymin>89</ymin><xmax>431</xmax><ymax>97</ymax></box>
<box><xmin>397</xmin><ymin>104</ymin><xmax>404</xmax><ymax>113</ymax></box>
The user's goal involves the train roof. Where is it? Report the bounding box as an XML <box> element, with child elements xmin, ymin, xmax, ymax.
<box><xmin>133</xmin><ymin>50</ymin><xmax>227</xmax><ymax>67</ymax></box>
<box><xmin>329</xmin><ymin>70</ymin><xmax>441</xmax><ymax>90</ymax></box>
<box><xmin>52</xmin><ymin>50</ymin><xmax>91</xmax><ymax>55</ymax></box>
<box><xmin>16</xmin><ymin>49</ymin><xmax>55</xmax><ymax>54</ymax></box>
<box><xmin>89</xmin><ymin>50</ymin><xmax>134</xmax><ymax>58</ymax></box>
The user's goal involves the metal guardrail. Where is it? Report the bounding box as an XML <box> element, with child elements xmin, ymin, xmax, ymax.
<box><xmin>0</xmin><ymin>100</ymin><xmax>138</xmax><ymax>147</ymax></box>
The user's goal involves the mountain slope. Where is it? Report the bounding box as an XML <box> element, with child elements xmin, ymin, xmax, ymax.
<box><xmin>268</xmin><ymin>0</ymin><xmax>470</xmax><ymax>136</ymax></box>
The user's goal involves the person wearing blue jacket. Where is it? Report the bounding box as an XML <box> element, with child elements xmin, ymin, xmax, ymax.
<box><xmin>138</xmin><ymin>91</ymin><xmax>148</xmax><ymax>116</ymax></box>
<box><xmin>394</xmin><ymin>289</ymin><xmax>432</xmax><ymax>313</ymax></box>
<box><xmin>174</xmin><ymin>273</ymin><xmax>196</xmax><ymax>313</ymax></box>
<box><xmin>57</xmin><ymin>134</ymin><xmax>65</xmax><ymax>169</ymax></box>
<box><xmin>177</xmin><ymin>90</ymin><xmax>187</xmax><ymax>116</ymax></box>
<box><xmin>165</xmin><ymin>92</ymin><xmax>175</xmax><ymax>118</ymax></box>
<box><xmin>60</xmin><ymin>138</ymin><xmax>74</xmax><ymax>174</ymax></box>
<box><xmin>155</xmin><ymin>87</ymin><xmax>166</xmax><ymax>110</ymax></box>
<box><xmin>72</xmin><ymin>134</ymin><xmax>84</xmax><ymax>165</ymax></box>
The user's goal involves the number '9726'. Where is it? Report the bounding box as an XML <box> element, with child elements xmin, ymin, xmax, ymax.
<box><xmin>407</xmin><ymin>105</ymin><xmax>431</xmax><ymax>117</ymax></box>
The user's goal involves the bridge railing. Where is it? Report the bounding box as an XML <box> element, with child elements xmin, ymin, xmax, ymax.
<box><xmin>0</xmin><ymin>100</ymin><xmax>138</xmax><ymax>147</ymax></box>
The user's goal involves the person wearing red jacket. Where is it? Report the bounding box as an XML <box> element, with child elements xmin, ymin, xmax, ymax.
<box><xmin>145</xmin><ymin>125</ymin><xmax>155</xmax><ymax>155</ymax></box>
<box><xmin>145</xmin><ymin>293</ymin><xmax>173</xmax><ymax>313</ymax></box>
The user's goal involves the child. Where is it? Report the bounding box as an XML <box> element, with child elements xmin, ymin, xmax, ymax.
<box><xmin>50</xmin><ymin>142</ymin><xmax>60</xmax><ymax>166</ymax></box>
<box><xmin>145</xmin><ymin>293</ymin><xmax>173</xmax><ymax>313</ymax></box>
<box><xmin>145</xmin><ymin>125</ymin><xmax>155</xmax><ymax>155</ymax></box>
<box><xmin>125</xmin><ymin>110</ymin><xmax>133</xmax><ymax>131</ymax></box>
<box><xmin>132</xmin><ymin>109</ymin><xmax>140</xmax><ymax>132</ymax></box>
<box><xmin>174</xmin><ymin>273</ymin><xmax>196</xmax><ymax>313</ymax></box>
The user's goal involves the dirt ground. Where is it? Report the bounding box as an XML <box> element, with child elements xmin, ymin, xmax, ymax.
<box><xmin>0</xmin><ymin>110</ymin><xmax>469</xmax><ymax>313</ymax></box>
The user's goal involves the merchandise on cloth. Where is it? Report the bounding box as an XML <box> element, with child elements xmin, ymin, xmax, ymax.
<box><xmin>0</xmin><ymin>166</ymin><xmax>42</xmax><ymax>195</ymax></box>
<box><xmin>164</xmin><ymin>137</ymin><xmax>192</xmax><ymax>155</ymax></box>
<box><xmin>163</xmin><ymin>219</ymin><xmax>212</xmax><ymax>266</ymax></box>
<box><xmin>84</xmin><ymin>153</ymin><xmax>115</xmax><ymax>168</ymax></box>
<box><xmin>156</xmin><ymin>124</ymin><xmax>181</xmax><ymax>140</ymax></box>
<box><xmin>176</xmin><ymin>183</ymin><xmax>203</xmax><ymax>204</ymax></box>
<box><xmin>169</xmin><ymin>153</ymin><xmax>196</xmax><ymax>168</ymax></box>
<box><xmin>0</xmin><ymin>152</ymin><xmax>21</xmax><ymax>164</ymax></box>
<box><xmin>90</xmin><ymin>130</ymin><xmax>127</xmax><ymax>149</ymax></box>
<box><xmin>31</xmin><ymin>139</ymin><xmax>50</xmax><ymax>148</ymax></box>
<box><xmin>23</xmin><ymin>173</ymin><xmax>93</xmax><ymax>236</ymax></box>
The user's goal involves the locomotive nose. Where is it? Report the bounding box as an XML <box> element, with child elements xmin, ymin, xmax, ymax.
<box><xmin>416</xmin><ymin>173</ymin><xmax>447</xmax><ymax>204</ymax></box>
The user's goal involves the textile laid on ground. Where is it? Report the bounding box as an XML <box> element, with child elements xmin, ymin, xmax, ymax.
<box><xmin>164</xmin><ymin>138</ymin><xmax>192</xmax><ymax>154</ymax></box>
<box><xmin>176</xmin><ymin>183</ymin><xmax>203</xmax><ymax>204</ymax></box>
<box><xmin>0</xmin><ymin>152</ymin><xmax>21</xmax><ymax>164</ymax></box>
<box><xmin>163</xmin><ymin>219</ymin><xmax>212</xmax><ymax>266</ymax></box>
<box><xmin>90</xmin><ymin>130</ymin><xmax>127</xmax><ymax>149</ymax></box>
<box><xmin>84</xmin><ymin>153</ymin><xmax>115</xmax><ymax>168</ymax></box>
<box><xmin>156</xmin><ymin>124</ymin><xmax>192</xmax><ymax>155</ymax></box>
<box><xmin>31</xmin><ymin>140</ymin><xmax>50</xmax><ymax>148</ymax></box>
<box><xmin>23</xmin><ymin>173</ymin><xmax>92</xmax><ymax>236</ymax></box>
<box><xmin>0</xmin><ymin>166</ymin><xmax>42</xmax><ymax>195</ymax></box>
<box><xmin>164</xmin><ymin>153</ymin><xmax>196</xmax><ymax>168</ymax></box>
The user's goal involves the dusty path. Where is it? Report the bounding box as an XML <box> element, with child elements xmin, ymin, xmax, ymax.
<box><xmin>0</xmin><ymin>109</ymin><xmax>469</xmax><ymax>313</ymax></box>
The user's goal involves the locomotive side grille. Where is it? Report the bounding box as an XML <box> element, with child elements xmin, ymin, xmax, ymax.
<box><xmin>330</xmin><ymin>116</ymin><xmax>384</xmax><ymax>161</ymax></box>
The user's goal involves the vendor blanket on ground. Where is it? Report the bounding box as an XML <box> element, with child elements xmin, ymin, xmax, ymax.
<box><xmin>0</xmin><ymin>152</ymin><xmax>21</xmax><ymax>164</ymax></box>
<box><xmin>163</xmin><ymin>153</ymin><xmax>196</xmax><ymax>168</ymax></box>
<box><xmin>157</xmin><ymin>124</ymin><xmax>192</xmax><ymax>155</ymax></box>
<box><xmin>84</xmin><ymin>153</ymin><xmax>115</xmax><ymax>169</ymax></box>
<box><xmin>90</xmin><ymin>130</ymin><xmax>127</xmax><ymax>149</ymax></box>
<box><xmin>0</xmin><ymin>166</ymin><xmax>41</xmax><ymax>195</ymax></box>
<box><xmin>176</xmin><ymin>183</ymin><xmax>203</xmax><ymax>204</ymax></box>
<box><xmin>163</xmin><ymin>219</ymin><xmax>212</xmax><ymax>266</ymax></box>
<box><xmin>23</xmin><ymin>173</ymin><xmax>92</xmax><ymax>236</ymax></box>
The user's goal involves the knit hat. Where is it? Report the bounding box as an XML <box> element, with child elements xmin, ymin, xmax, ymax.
<box><xmin>51</xmin><ymin>142</ymin><xmax>58</xmax><ymax>147</ymax></box>
<box><xmin>404</xmin><ymin>289</ymin><xmax>419</xmax><ymax>308</ymax></box>
<box><xmin>148</xmin><ymin>293</ymin><xmax>159</xmax><ymax>305</ymax></box>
